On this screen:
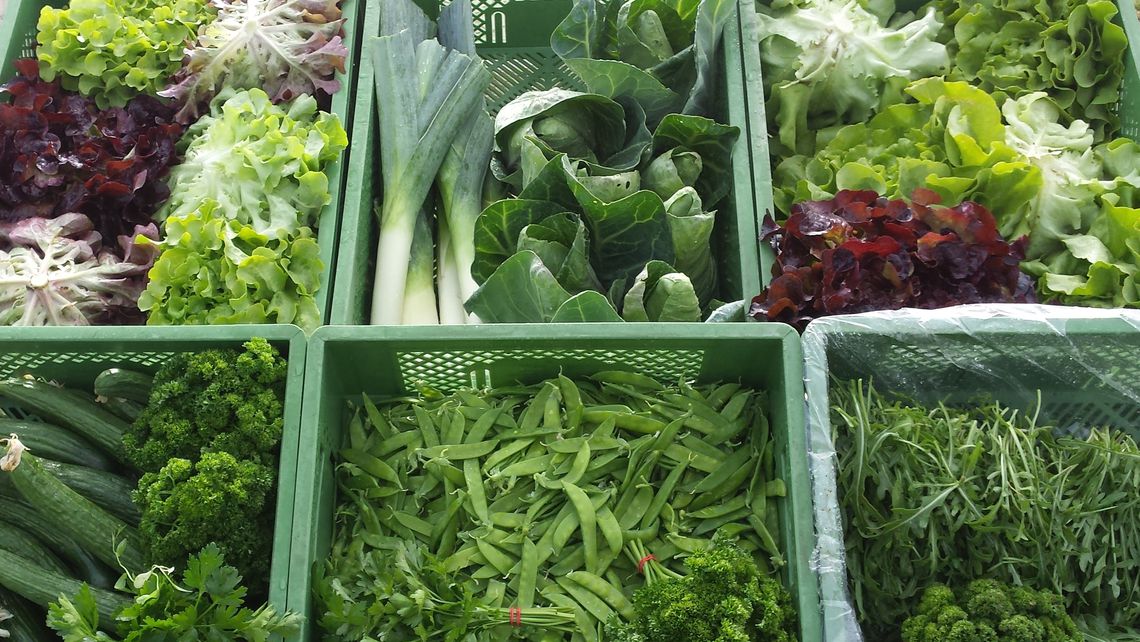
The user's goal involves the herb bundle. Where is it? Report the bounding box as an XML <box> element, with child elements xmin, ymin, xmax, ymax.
<box><xmin>832</xmin><ymin>380</ymin><xmax>1140</xmax><ymax>639</ymax></box>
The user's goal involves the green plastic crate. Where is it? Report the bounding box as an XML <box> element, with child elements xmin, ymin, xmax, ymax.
<box><xmin>287</xmin><ymin>323</ymin><xmax>822</xmax><ymax>642</ymax></box>
<box><xmin>0</xmin><ymin>325</ymin><xmax>307</xmax><ymax>623</ymax></box>
<box><xmin>800</xmin><ymin>307</ymin><xmax>1140</xmax><ymax>642</ymax></box>
<box><xmin>0</xmin><ymin>0</ymin><xmax>365</xmax><ymax>325</ymax></box>
<box><xmin>737</xmin><ymin>0</ymin><xmax>1140</xmax><ymax>292</ymax></box>
<box><xmin>327</xmin><ymin>0</ymin><xmax>767</xmax><ymax>324</ymax></box>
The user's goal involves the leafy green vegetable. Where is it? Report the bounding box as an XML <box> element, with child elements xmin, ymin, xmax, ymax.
<box><xmin>621</xmin><ymin>260</ymin><xmax>702</xmax><ymax>321</ymax></box>
<box><xmin>161</xmin><ymin>0</ymin><xmax>348</xmax><ymax>122</ymax></box>
<box><xmin>48</xmin><ymin>545</ymin><xmax>301</xmax><ymax>641</ymax></box>
<box><xmin>833</xmin><ymin>380</ymin><xmax>1140</xmax><ymax>638</ymax></box>
<box><xmin>142</xmin><ymin>89</ymin><xmax>344</xmax><ymax>330</ymax></box>
<box><xmin>138</xmin><ymin>207</ymin><xmax>325</xmax><ymax>330</ymax></box>
<box><xmin>935</xmin><ymin>0</ymin><xmax>1128</xmax><ymax>141</ymax></box>
<box><xmin>36</xmin><ymin>0</ymin><xmax>213</xmax><ymax>108</ymax></box>
<box><xmin>774</xmin><ymin>77</ymin><xmax>1042</xmax><ymax>216</ymax></box>
<box><xmin>123</xmin><ymin>337</ymin><xmax>288</xmax><ymax>471</ymax></box>
<box><xmin>755</xmin><ymin>0</ymin><xmax>949</xmax><ymax>157</ymax></box>
<box><xmin>472</xmin><ymin>90</ymin><xmax>739</xmax><ymax>321</ymax></box>
<box><xmin>607</xmin><ymin>537</ymin><xmax>798</xmax><ymax>642</ymax></box>
<box><xmin>316</xmin><ymin>375</ymin><xmax>789</xmax><ymax>639</ymax></box>
<box><xmin>157</xmin><ymin>88</ymin><xmax>347</xmax><ymax>240</ymax></box>
<box><xmin>133</xmin><ymin>452</ymin><xmax>276</xmax><ymax>594</ymax></box>
<box><xmin>998</xmin><ymin>95</ymin><xmax>1140</xmax><ymax>307</ymax></box>
<box><xmin>551</xmin><ymin>0</ymin><xmax>735</xmax><ymax>123</ymax></box>
<box><xmin>901</xmin><ymin>581</ymin><xmax>1081</xmax><ymax>642</ymax></box>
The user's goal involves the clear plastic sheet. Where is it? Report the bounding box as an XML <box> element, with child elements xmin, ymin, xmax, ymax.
<box><xmin>800</xmin><ymin>304</ymin><xmax>1140</xmax><ymax>642</ymax></box>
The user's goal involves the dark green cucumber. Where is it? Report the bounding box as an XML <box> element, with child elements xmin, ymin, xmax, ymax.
<box><xmin>0</xmin><ymin>418</ymin><xmax>115</xmax><ymax>471</ymax></box>
<box><xmin>0</xmin><ymin>587</ymin><xmax>56</xmax><ymax>642</ymax></box>
<box><xmin>93</xmin><ymin>368</ymin><xmax>154</xmax><ymax>404</ymax></box>
<box><xmin>0</xmin><ymin>497</ymin><xmax>116</xmax><ymax>590</ymax></box>
<box><xmin>98</xmin><ymin>397</ymin><xmax>144</xmax><ymax>424</ymax></box>
<box><xmin>0</xmin><ymin>379</ymin><xmax>129</xmax><ymax>465</ymax></box>
<box><xmin>6</xmin><ymin>451</ymin><xmax>144</xmax><ymax>572</ymax></box>
<box><xmin>0</xmin><ymin>458</ymin><xmax>138</xmax><ymax>523</ymax></box>
<box><xmin>0</xmin><ymin>521</ymin><xmax>69</xmax><ymax>575</ymax></box>
<box><xmin>0</xmin><ymin>548</ymin><xmax>129</xmax><ymax>623</ymax></box>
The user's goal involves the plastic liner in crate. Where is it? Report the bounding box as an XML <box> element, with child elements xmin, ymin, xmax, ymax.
<box><xmin>287</xmin><ymin>323</ymin><xmax>822</xmax><ymax>642</ymax></box>
<box><xmin>0</xmin><ymin>0</ymin><xmax>365</xmax><ymax>324</ymax></box>
<box><xmin>0</xmin><ymin>325</ymin><xmax>307</xmax><ymax>615</ymax></box>
<box><xmin>800</xmin><ymin>305</ymin><xmax>1140</xmax><ymax>642</ymax></box>
<box><xmin>328</xmin><ymin>0</ymin><xmax>768</xmax><ymax>324</ymax></box>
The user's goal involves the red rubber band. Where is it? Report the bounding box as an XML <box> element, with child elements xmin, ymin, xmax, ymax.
<box><xmin>637</xmin><ymin>554</ymin><xmax>657</xmax><ymax>574</ymax></box>
<box><xmin>509</xmin><ymin>606</ymin><xmax>522</xmax><ymax>627</ymax></box>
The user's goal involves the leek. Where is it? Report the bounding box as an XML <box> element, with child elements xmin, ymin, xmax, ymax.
<box><xmin>434</xmin><ymin>0</ymin><xmax>494</xmax><ymax>323</ymax></box>
<box><xmin>368</xmin><ymin>0</ymin><xmax>489</xmax><ymax>324</ymax></box>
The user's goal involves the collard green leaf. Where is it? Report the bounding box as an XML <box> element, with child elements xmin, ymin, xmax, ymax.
<box><xmin>551</xmin><ymin>0</ymin><xmax>603</xmax><ymax>59</ymax></box>
<box><xmin>704</xmin><ymin>299</ymin><xmax>745</xmax><ymax>322</ymax></box>
<box><xmin>564</xmin><ymin>58</ymin><xmax>683</xmax><ymax>126</ymax></box>
<box><xmin>464</xmin><ymin>251</ymin><xmax>573</xmax><ymax>322</ymax></box>
<box><xmin>471</xmin><ymin>199</ymin><xmax>569</xmax><ymax>283</ymax></box>
<box><xmin>517</xmin><ymin>151</ymin><xmax>580</xmax><ymax>207</ymax></box>
<box><xmin>550</xmin><ymin>291</ymin><xmax>624</xmax><ymax>321</ymax></box>
<box><xmin>565</xmin><ymin>159</ymin><xmax>675</xmax><ymax>284</ymax></box>
<box><xmin>683</xmin><ymin>0</ymin><xmax>733</xmax><ymax>116</ymax></box>
<box><xmin>517</xmin><ymin>213</ymin><xmax>604</xmax><ymax>293</ymax></box>
<box><xmin>621</xmin><ymin>260</ymin><xmax>701</xmax><ymax>321</ymax></box>
<box><xmin>495</xmin><ymin>89</ymin><xmax>628</xmax><ymax>172</ymax></box>
<box><xmin>664</xmin><ymin>187</ymin><xmax>717</xmax><ymax>302</ymax></box>
<box><xmin>652</xmin><ymin>113</ymin><xmax>740</xmax><ymax>207</ymax></box>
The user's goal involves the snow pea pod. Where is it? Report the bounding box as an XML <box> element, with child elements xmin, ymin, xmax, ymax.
<box><xmin>517</xmin><ymin>537</ymin><xmax>538</xmax><ymax>608</ymax></box>
<box><xmin>564</xmin><ymin>482</ymin><xmax>598</xmax><ymax>574</ymax></box>
<box><xmin>566</xmin><ymin>570</ymin><xmax>636</xmax><ymax>621</ymax></box>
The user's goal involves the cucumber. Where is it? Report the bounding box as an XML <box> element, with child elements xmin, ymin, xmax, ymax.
<box><xmin>0</xmin><ymin>520</ymin><xmax>70</xmax><ymax>575</ymax></box>
<box><xmin>5</xmin><ymin>449</ymin><xmax>145</xmax><ymax>572</ymax></box>
<box><xmin>93</xmin><ymin>368</ymin><xmax>154</xmax><ymax>404</ymax></box>
<box><xmin>0</xmin><ymin>418</ymin><xmax>115</xmax><ymax>471</ymax></box>
<box><xmin>0</xmin><ymin>497</ymin><xmax>117</xmax><ymax>589</ymax></box>
<box><xmin>0</xmin><ymin>379</ymin><xmax>129</xmax><ymax>465</ymax></box>
<box><xmin>0</xmin><ymin>458</ymin><xmax>138</xmax><ymax>523</ymax></box>
<box><xmin>0</xmin><ymin>548</ymin><xmax>129</xmax><ymax>623</ymax></box>
<box><xmin>0</xmin><ymin>587</ymin><xmax>56</xmax><ymax>642</ymax></box>
<box><xmin>99</xmin><ymin>397</ymin><xmax>144</xmax><ymax>424</ymax></box>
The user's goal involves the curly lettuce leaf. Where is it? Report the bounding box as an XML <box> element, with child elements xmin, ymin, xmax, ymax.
<box><xmin>774</xmin><ymin>78</ymin><xmax>1042</xmax><ymax>219</ymax></box>
<box><xmin>157</xmin><ymin>88</ymin><xmax>347</xmax><ymax>240</ymax></box>
<box><xmin>0</xmin><ymin>214</ymin><xmax>158</xmax><ymax>326</ymax></box>
<box><xmin>36</xmin><ymin>0</ymin><xmax>213</xmax><ymax>109</ymax></box>
<box><xmin>756</xmin><ymin>0</ymin><xmax>949</xmax><ymax>157</ymax></box>
<box><xmin>161</xmin><ymin>0</ymin><xmax>348</xmax><ymax>122</ymax></box>
<box><xmin>139</xmin><ymin>206</ymin><xmax>323</xmax><ymax>331</ymax></box>
<box><xmin>938</xmin><ymin>0</ymin><xmax>1128</xmax><ymax>141</ymax></box>
<box><xmin>0</xmin><ymin>59</ymin><xmax>185</xmax><ymax>245</ymax></box>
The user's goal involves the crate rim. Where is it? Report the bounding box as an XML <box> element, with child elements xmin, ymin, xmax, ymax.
<box><xmin>800</xmin><ymin>306</ymin><xmax>1140</xmax><ymax>642</ymax></box>
<box><xmin>0</xmin><ymin>322</ymin><xmax>308</xmax><ymax>617</ymax></box>
<box><xmin>292</xmin><ymin>321</ymin><xmax>823</xmax><ymax>642</ymax></box>
<box><xmin>0</xmin><ymin>0</ymin><xmax>364</xmax><ymax>327</ymax></box>
<box><xmin>328</xmin><ymin>0</ymin><xmax>768</xmax><ymax>325</ymax></box>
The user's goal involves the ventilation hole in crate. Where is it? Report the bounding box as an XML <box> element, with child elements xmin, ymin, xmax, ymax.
<box><xmin>482</xmin><ymin>52</ymin><xmax>587</xmax><ymax>114</ymax></box>
<box><xmin>0</xmin><ymin>351</ymin><xmax>172</xmax><ymax>379</ymax></box>
<box><xmin>397</xmin><ymin>349</ymin><xmax>705</xmax><ymax>392</ymax></box>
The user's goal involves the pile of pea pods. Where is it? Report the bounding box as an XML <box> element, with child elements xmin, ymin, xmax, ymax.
<box><xmin>319</xmin><ymin>371</ymin><xmax>787</xmax><ymax>638</ymax></box>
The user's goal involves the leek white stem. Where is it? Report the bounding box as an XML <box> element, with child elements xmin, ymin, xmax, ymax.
<box><xmin>436</xmin><ymin>215</ymin><xmax>469</xmax><ymax>324</ymax></box>
<box><xmin>401</xmin><ymin>207</ymin><xmax>440</xmax><ymax>325</ymax></box>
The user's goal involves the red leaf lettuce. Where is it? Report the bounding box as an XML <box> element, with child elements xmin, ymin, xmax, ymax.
<box><xmin>751</xmin><ymin>189</ymin><xmax>1036</xmax><ymax>329</ymax></box>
